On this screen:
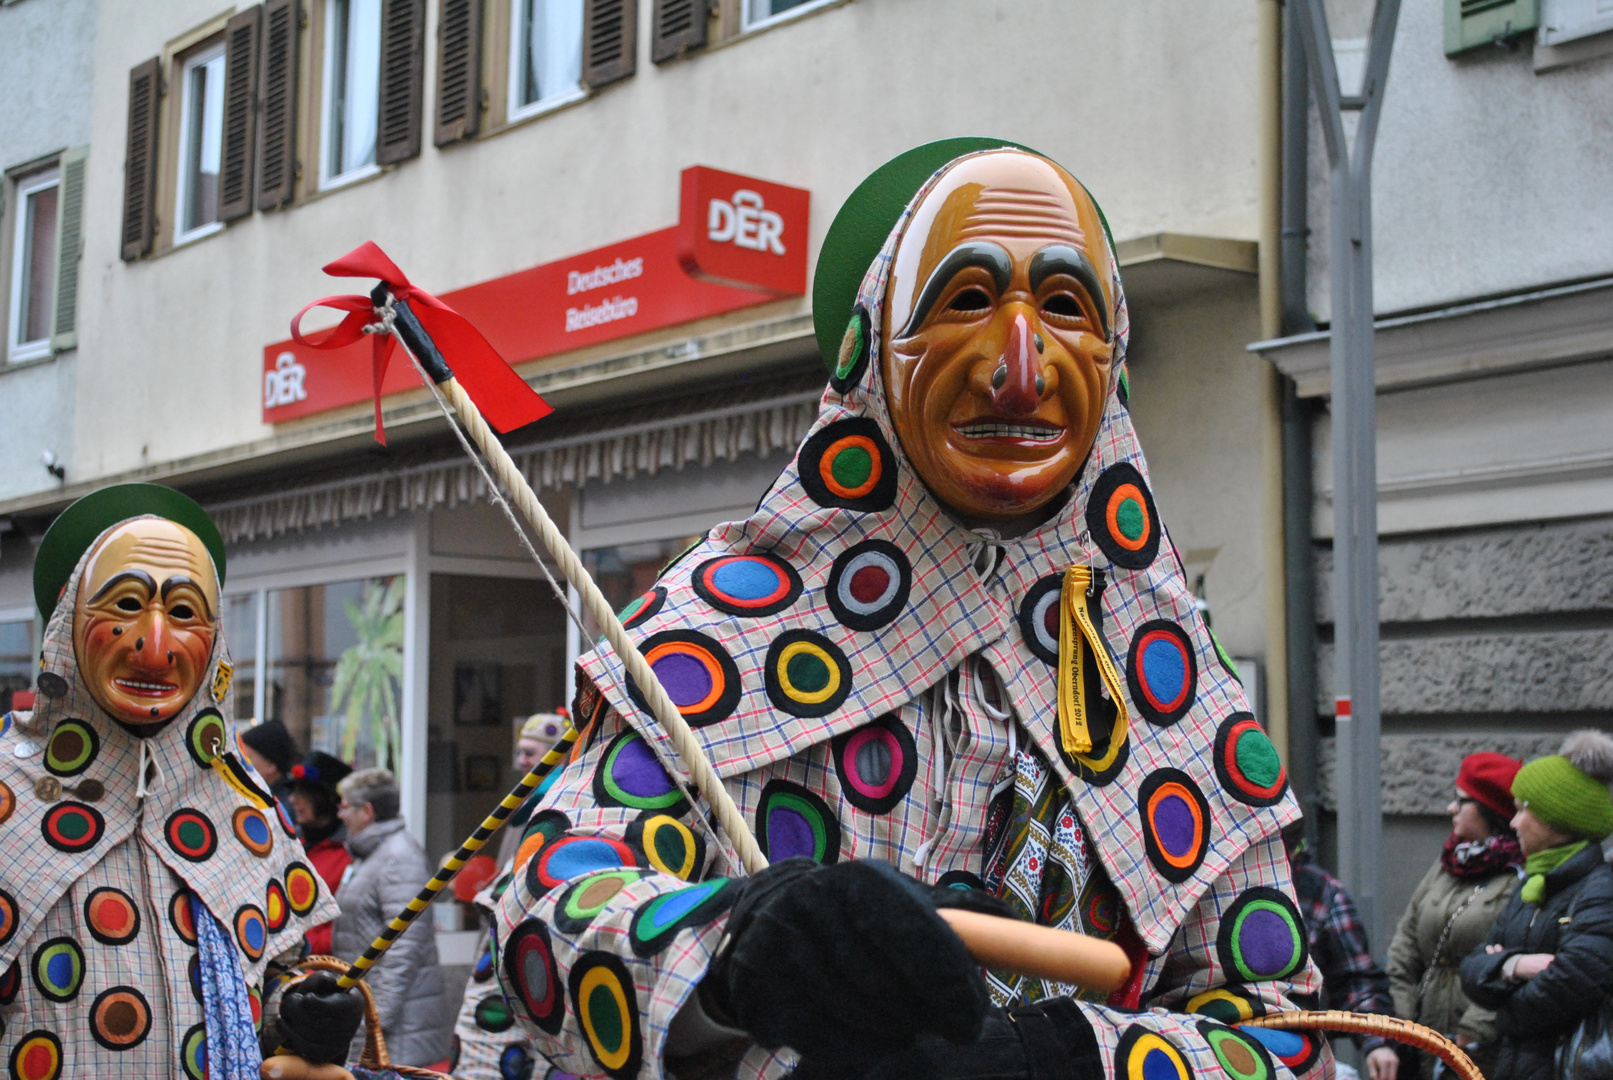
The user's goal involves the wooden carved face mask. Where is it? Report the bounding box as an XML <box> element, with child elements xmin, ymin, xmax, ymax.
<box><xmin>882</xmin><ymin>151</ymin><xmax>1115</xmax><ymax>523</ymax></box>
<box><xmin>73</xmin><ymin>518</ymin><xmax>220</xmax><ymax>725</ymax></box>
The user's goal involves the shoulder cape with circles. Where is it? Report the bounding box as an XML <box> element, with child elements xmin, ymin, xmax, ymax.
<box><xmin>578</xmin><ymin>159</ymin><xmax>1301</xmax><ymax>953</ymax></box>
<box><xmin>0</xmin><ymin>530</ymin><xmax>339</xmax><ymax>983</ymax></box>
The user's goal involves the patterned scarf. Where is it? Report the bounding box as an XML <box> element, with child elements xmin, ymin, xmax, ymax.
<box><xmin>1439</xmin><ymin>832</ymin><xmax>1523</xmax><ymax>880</ymax></box>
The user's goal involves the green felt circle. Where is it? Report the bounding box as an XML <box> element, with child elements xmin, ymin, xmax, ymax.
<box><xmin>57</xmin><ymin>812</ymin><xmax>91</xmax><ymax>841</ymax></box>
<box><xmin>1235</xmin><ymin>728</ymin><xmax>1283</xmax><ymax>788</ymax></box>
<box><xmin>785</xmin><ymin>653</ymin><xmax>831</xmax><ymax>694</ymax></box>
<box><xmin>1115</xmin><ymin>498</ymin><xmax>1145</xmax><ymax>541</ymax></box>
<box><xmin>835</xmin><ymin>314</ymin><xmax>864</xmax><ymax>380</ymax></box>
<box><xmin>177</xmin><ymin>821</ymin><xmax>206</xmax><ymax>850</ymax></box>
<box><xmin>33</xmin><ymin>483</ymin><xmax>226</xmax><ymax>618</ymax></box>
<box><xmin>587</xmin><ymin>983</ymin><xmax>625</xmax><ymax>1053</ymax></box>
<box><xmin>829</xmin><ymin>445</ymin><xmax>873</xmax><ymax>490</ymax></box>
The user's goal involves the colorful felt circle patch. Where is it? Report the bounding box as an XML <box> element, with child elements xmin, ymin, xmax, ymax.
<box><xmin>829</xmin><ymin>308</ymin><xmax>871</xmax><ymax>394</ymax></box>
<box><xmin>42</xmin><ymin>801</ymin><xmax>104</xmax><ymax>853</ymax></box>
<box><xmin>514</xmin><ymin>810</ymin><xmax>573</xmax><ymax>871</ymax></box>
<box><xmin>830</xmin><ymin>713</ymin><xmax>917</xmax><ymax>814</ymax></box>
<box><xmin>186</xmin><ymin>708</ymin><xmax>228</xmax><ymax>767</ymax></box>
<box><xmin>264</xmin><ymin>880</ymin><xmax>289</xmax><ymax>932</ymax></box>
<box><xmin>181</xmin><ymin>1022</ymin><xmax>208</xmax><ymax>1080</ymax></box>
<box><xmin>1127</xmin><ymin>619</ymin><xmax>1198</xmax><ymax>726</ymax></box>
<box><xmin>44</xmin><ymin>718</ymin><xmax>97</xmax><ymax>777</ymax></box>
<box><xmin>31</xmin><ymin>937</ymin><xmax>84</xmax><ymax>1003</ymax></box>
<box><xmin>1016</xmin><ymin>575</ymin><xmax>1063</xmax><ymax>665</ymax></box>
<box><xmin>1138</xmin><ymin>769</ymin><xmax>1211</xmax><ymax>883</ymax></box>
<box><xmin>764</xmin><ymin>630</ymin><xmax>852</xmax><ymax>718</ymax></box>
<box><xmin>84</xmin><ymin>887</ymin><xmax>140</xmax><ymax>946</ymax></box>
<box><xmin>592</xmin><ymin>730</ymin><xmax>684</xmax><ymax>813</ymax></box>
<box><xmin>568</xmin><ymin>952</ymin><xmax>644</xmax><ymax>1080</ymax></box>
<box><xmin>1211</xmin><ymin>627</ymin><xmax>1244</xmax><ymax>686</ymax></box>
<box><xmin>798</xmin><ymin>418</ymin><xmax>898</xmax><ymax>513</ymax></box>
<box><xmin>756</xmin><ymin>779</ymin><xmax>842</xmax><ymax>863</ymax></box>
<box><xmin>692</xmin><ymin>553</ymin><xmax>803</xmax><ymax>617</ymax></box>
<box><xmin>625</xmin><ymin>814</ymin><xmax>705</xmax><ymax>881</ymax></box>
<box><xmin>1240</xmin><ymin>1026</ymin><xmax>1322</xmax><ymax>1074</ymax></box>
<box><xmin>1218</xmin><ymin>887</ymin><xmax>1309</xmax><ymax>983</ymax></box>
<box><xmin>631</xmin><ymin>631</ymin><xmax>742</xmax><ymax>728</ymax></box>
<box><xmin>528</xmin><ymin>836</ymin><xmax>640</xmax><ymax>897</ymax></box>
<box><xmin>1086</xmin><ymin>462</ymin><xmax>1160</xmax><ymax>570</ymax></box>
<box><xmin>1185</xmin><ymin>986</ymin><xmax>1266</xmax><ymax>1025</ymax></box>
<box><xmin>1214</xmin><ymin>712</ymin><xmax>1288</xmax><ymax>807</ymax></box>
<box><xmin>0</xmin><ymin>888</ymin><xmax>16</xmax><ymax>947</ymax></box>
<box><xmin>619</xmin><ymin>586</ymin><xmax>666</xmax><ymax>631</ymax></box>
<box><xmin>628</xmin><ymin>878</ymin><xmax>736</xmax><ymax>957</ymax></box>
<box><xmin>1114</xmin><ymin>1024</ymin><xmax>1192</xmax><ymax>1080</ymax></box>
<box><xmin>169</xmin><ymin>890</ymin><xmax>198</xmax><ymax>944</ymax></box>
<box><xmin>1196</xmin><ymin>1021</ymin><xmax>1275</xmax><ymax>1080</ymax></box>
<box><xmin>187</xmin><ymin>954</ymin><xmax>204</xmax><ymax>1003</ymax></box>
<box><xmin>234</xmin><ymin>904</ymin><xmax>268</xmax><ymax>960</ymax></box>
<box><xmin>0</xmin><ymin>777</ymin><xmax>13</xmax><ymax>826</ymax></box>
<box><xmin>554</xmin><ymin>870</ymin><xmax>650</xmax><ymax>934</ymax></box>
<box><xmin>501</xmin><ymin>1045</ymin><xmax>536</xmax><ymax>1080</ymax></box>
<box><xmin>0</xmin><ymin>960</ymin><xmax>19</xmax><ymax>1005</ymax></box>
<box><xmin>475</xmin><ymin>995</ymin><xmax>516</xmax><ymax>1033</ymax></box>
<box><xmin>284</xmin><ymin>863</ymin><xmax>320</xmax><ymax>916</ymax></box>
<box><xmin>165</xmin><ymin>808</ymin><xmax>218</xmax><ymax>862</ymax></box>
<box><xmin>232</xmin><ymin>806</ymin><xmax>275</xmax><ymax>857</ymax></box>
<box><xmin>503</xmin><ymin>919</ymin><xmax>565</xmax><ymax>1034</ymax></box>
<box><xmin>826</xmin><ymin>539</ymin><xmax>911</xmax><ymax>631</ymax></box>
<box><xmin>9</xmin><ymin>1031</ymin><xmax>62</xmax><ymax>1080</ymax></box>
<box><xmin>274</xmin><ymin>797</ymin><xmax>298</xmax><ymax>838</ymax></box>
<box><xmin>90</xmin><ymin>986</ymin><xmax>152</xmax><ymax>1051</ymax></box>
<box><xmin>473</xmin><ymin>942</ymin><xmax>496</xmax><ymax>983</ymax></box>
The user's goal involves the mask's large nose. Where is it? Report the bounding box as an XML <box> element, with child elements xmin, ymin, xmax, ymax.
<box><xmin>129</xmin><ymin>609</ymin><xmax>173</xmax><ymax>675</ymax></box>
<box><xmin>989</xmin><ymin>311</ymin><xmax>1044</xmax><ymax>416</ymax></box>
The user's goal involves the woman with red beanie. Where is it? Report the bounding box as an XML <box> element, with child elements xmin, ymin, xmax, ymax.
<box><xmin>1386</xmin><ymin>751</ymin><xmax>1524</xmax><ymax>1078</ymax></box>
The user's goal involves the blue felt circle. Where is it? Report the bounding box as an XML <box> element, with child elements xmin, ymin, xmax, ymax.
<box><xmin>710</xmin><ymin>560</ymin><xmax>783</xmax><ymax>600</ymax></box>
<box><xmin>545</xmin><ymin>840</ymin><xmax>629</xmax><ymax>881</ymax></box>
<box><xmin>1143</xmin><ymin>638</ymin><xmax>1187</xmax><ymax>702</ymax></box>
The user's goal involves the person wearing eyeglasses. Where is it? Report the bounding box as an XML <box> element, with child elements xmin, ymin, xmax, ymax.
<box><xmin>1386</xmin><ymin>753</ymin><xmax>1523</xmax><ymax>1078</ymax></box>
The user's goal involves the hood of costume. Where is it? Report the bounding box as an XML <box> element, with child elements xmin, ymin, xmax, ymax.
<box><xmin>578</xmin><ymin>150</ymin><xmax>1299</xmax><ymax>951</ymax></box>
<box><xmin>0</xmin><ymin>518</ymin><xmax>339</xmax><ymax>983</ymax></box>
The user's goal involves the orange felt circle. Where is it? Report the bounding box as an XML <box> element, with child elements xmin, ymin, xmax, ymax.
<box><xmin>1146</xmin><ymin>781</ymin><xmax>1205</xmax><ymax>870</ymax></box>
<box><xmin>818</xmin><ymin>435</ymin><xmax>882</xmax><ymax>499</ymax></box>
<box><xmin>1105</xmin><ymin>483</ymin><xmax>1152</xmax><ymax>552</ymax></box>
<box><xmin>642</xmin><ymin>641</ymin><xmax>724</xmax><ymax>716</ymax></box>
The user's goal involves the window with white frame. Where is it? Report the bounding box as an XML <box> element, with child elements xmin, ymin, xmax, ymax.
<box><xmin>7</xmin><ymin>167</ymin><xmax>59</xmax><ymax>363</ymax></box>
<box><xmin>744</xmin><ymin>0</ymin><xmax>833</xmax><ymax>30</ymax></box>
<box><xmin>508</xmin><ymin>0</ymin><xmax>586</xmax><ymax>120</ymax></box>
<box><xmin>174</xmin><ymin>43</ymin><xmax>227</xmax><ymax>243</ymax></box>
<box><xmin>322</xmin><ymin>0</ymin><xmax>383</xmax><ymax>187</ymax></box>
<box><xmin>1540</xmin><ymin>0</ymin><xmax>1613</xmax><ymax>45</ymax></box>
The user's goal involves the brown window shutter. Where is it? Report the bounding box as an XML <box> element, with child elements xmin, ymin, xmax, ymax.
<box><xmin>219</xmin><ymin>5</ymin><xmax>262</xmax><ymax>222</ymax></box>
<box><xmin>435</xmin><ymin>0</ymin><xmax>481</xmax><ymax>146</ymax></box>
<box><xmin>651</xmin><ymin>0</ymin><xmax>706</xmax><ymax>63</ymax></box>
<box><xmin>121</xmin><ymin>57</ymin><xmax>161</xmax><ymax>261</ymax></box>
<box><xmin>51</xmin><ymin>146</ymin><xmax>89</xmax><ymax>352</ymax></box>
<box><xmin>376</xmin><ymin>0</ymin><xmax>425</xmax><ymax>165</ymax></box>
<box><xmin>583</xmin><ymin>0</ymin><xmax>638</xmax><ymax>88</ymax></box>
<box><xmin>256</xmin><ymin>0</ymin><xmax>299</xmax><ymax>211</ymax></box>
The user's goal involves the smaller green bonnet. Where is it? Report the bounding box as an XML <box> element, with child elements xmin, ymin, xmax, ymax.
<box><xmin>1514</xmin><ymin>752</ymin><xmax>1613</xmax><ymax>841</ymax></box>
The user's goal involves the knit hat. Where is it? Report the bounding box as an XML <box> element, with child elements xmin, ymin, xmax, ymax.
<box><xmin>1512</xmin><ymin>731</ymin><xmax>1613</xmax><ymax>841</ymax></box>
<box><xmin>289</xmin><ymin>750</ymin><xmax>353</xmax><ymax>795</ymax></box>
<box><xmin>518</xmin><ymin>711</ymin><xmax>567</xmax><ymax>744</ymax></box>
<box><xmin>240</xmin><ymin>719</ymin><xmax>299</xmax><ymax>777</ymax></box>
<box><xmin>1457</xmin><ymin>752</ymin><xmax>1524</xmax><ymax>822</ymax></box>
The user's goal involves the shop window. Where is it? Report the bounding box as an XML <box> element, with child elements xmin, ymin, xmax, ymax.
<box><xmin>221</xmin><ymin>592</ymin><xmax>260</xmax><ymax>722</ymax></box>
<box><xmin>322</xmin><ymin>0</ymin><xmax>384</xmax><ymax>186</ymax></box>
<box><xmin>7</xmin><ymin>167</ymin><xmax>59</xmax><ymax>363</ymax></box>
<box><xmin>0</xmin><ymin>619</ymin><xmax>32</xmax><ymax>714</ymax></box>
<box><xmin>174</xmin><ymin>42</ymin><xmax>228</xmax><ymax>243</ymax></box>
<box><xmin>509</xmin><ymin>0</ymin><xmax>587</xmax><ymax>120</ymax></box>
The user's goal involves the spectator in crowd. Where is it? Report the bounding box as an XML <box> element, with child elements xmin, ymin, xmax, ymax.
<box><xmin>494</xmin><ymin>710</ymin><xmax>570</xmax><ymax>868</ymax></box>
<box><xmin>333</xmin><ymin>767</ymin><xmax>452</xmax><ymax>1068</ymax></box>
<box><xmin>1461</xmin><ymin>731</ymin><xmax>1613</xmax><ymax>1080</ymax></box>
<box><xmin>1284</xmin><ymin>821</ymin><xmax>1401</xmax><ymax>1080</ymax></box>
<box><xmin>289</xmin><ymin>750</ymin><xmax>353</xmax><ymax>956</ymax></box>
<box><xmin>1386</xmin><ymin>752</ymin><xmax>1523</xmax><ymax>1078</ymax></box>
<box><xmin>241</xmin><ymin>717</ymin><xmax>299</xmax><ymax>803</ymax></box>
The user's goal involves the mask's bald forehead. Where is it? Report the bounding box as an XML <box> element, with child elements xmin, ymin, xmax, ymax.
<box><xmin>887</xmin><ymin>152</ymin><xmax>1112</xmax><ymax>336</ymax></box>
<box><xmin>85</xmin><ymin>519</ymin><xmax>219</xmax><ymax>609</ymax></box>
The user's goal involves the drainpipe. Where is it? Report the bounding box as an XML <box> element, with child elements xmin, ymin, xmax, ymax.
<box><xmin>1281</xmin><ymin>2</ymin><xmax>1318</xmax><ymax>336</ymax></box>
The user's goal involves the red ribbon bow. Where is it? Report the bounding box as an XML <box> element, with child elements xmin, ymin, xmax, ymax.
<box><xmin>291</xmin><ymin>241</ymin><xmax>552</xmax><ymax>444</ymax></box>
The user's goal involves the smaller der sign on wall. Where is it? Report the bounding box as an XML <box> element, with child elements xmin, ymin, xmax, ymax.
<box><xmin>263</xmin><ymin>167</ymin><xmax>810</xmax><ymax>426</ymax></box>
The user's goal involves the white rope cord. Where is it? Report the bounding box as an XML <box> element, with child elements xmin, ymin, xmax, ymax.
<box><xmin>432</xmin><ymin>375</ymin><xmax>769</xmax><ymax>876</ymax></box>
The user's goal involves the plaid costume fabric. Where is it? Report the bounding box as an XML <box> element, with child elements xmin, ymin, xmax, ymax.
<box><xmin>493</xmin><ymin>149</ymin><xmax>1330</xmax><ymax>1080</ymax></box>
<box><xmin>1291</xmin><ymin>855</ymin><xmax>1394</xmax><ymax>1054</ymax></box>
<box><xmin>0</xmin><ymin>526</ymin><xmax>338</xmax><ymax>1076</ymax></box>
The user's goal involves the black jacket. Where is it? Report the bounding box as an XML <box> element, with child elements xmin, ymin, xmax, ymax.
<box><xmin>1460</xmin><ymin>844</ymin><xmax>1613</xmax><ymax>1080</ymax></box>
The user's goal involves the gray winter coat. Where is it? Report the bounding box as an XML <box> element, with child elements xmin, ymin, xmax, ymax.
<box><xmin>332</xmin><ymin>817</ymin><xmax>451</xmax><ymax>1066</ymax></box>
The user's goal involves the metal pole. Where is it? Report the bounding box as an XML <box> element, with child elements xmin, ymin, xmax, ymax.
<box><xmin>1291</xmin><ymin>0</ymin><xmax>1400</xmax><ymax>957</ymax></box>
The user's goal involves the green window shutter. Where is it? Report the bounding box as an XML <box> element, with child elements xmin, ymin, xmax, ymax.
<box><xmin>51</xmin><ymin>146</ymin><xmax>89</xmax><ymax>352</ymax></box>
<box><xmin>1445</xmin><ymin>0</ymin><xmax>1540</xmax><ymax>55</ymax></box>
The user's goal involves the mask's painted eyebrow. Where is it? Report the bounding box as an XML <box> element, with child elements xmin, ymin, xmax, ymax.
<box><xmin>89</xmin><ymin>569</ymin><xmax>157</xmax><ymax>605</ymax></box>
<box><xmin>1028</xmin><ymin>244</ymin><xmax>1112</xmax><ymax>341</ymax></box>
<box><xmin>160</xmin><ymin>574</ymin><xmax>214</xmax><ymax>619</ymax></box>
<box><xmin>897</xmin><ymin>241</ymin><xmax>1013</xmax><ymax>338</ymax></box>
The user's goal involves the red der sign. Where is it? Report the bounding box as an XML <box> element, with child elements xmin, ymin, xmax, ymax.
<box><xmin>263</xmin><ymin>167</ymin><xmax>810</xmax><ymax>426</ymax></box>
<box><xmin>677</xmin><ymin>166</ymin><xmax>810</xmax><ymax>295</ymax></box>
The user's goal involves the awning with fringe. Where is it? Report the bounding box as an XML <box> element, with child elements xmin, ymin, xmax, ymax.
<box><xmin>208</xmin><ymin>381</ymin><xmax>824</xmax><ymax>544</ymax></box>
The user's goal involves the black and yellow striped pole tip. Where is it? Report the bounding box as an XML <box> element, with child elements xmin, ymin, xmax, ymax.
<box><xmin>336</xmin><ymin>724</ymin><xmax>579</xmax><ymax>989</ymax></box>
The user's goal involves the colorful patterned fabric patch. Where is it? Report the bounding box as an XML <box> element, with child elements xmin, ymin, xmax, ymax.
<box><xmin>1213</xmin><ymin>713</ymin><xmax>1287</xmax><ymax>807</ymax></box>
<box><xmin>692</xmin><ymin>554</ymin><xmax>802</xmax><ymax>617</ymax></box>
<box><xmin>1197</xmin><ymin>1021</ymin><xmax>1275</xmax><ymax>1080</ymax></box>
<box><xmin>1114</xmin><ymin>1024</ymin><xmax>1191</xmax><ymax>1080</ymax></box>
<box><xmin>1086</xmin><ymin>463</ymin><xmax>1160</xmax><ymax>570</ymax></box>
<box><xmin>1218</xmin><ymin>887</ymin><xmax>1309</xmax><ymax>983</ymax></box>
<box><xmin>830</xmin><ymin>713</ymin><xmax>917</xmax><ymax>814</ymax></box>
<box><xmin>1138</xmin><ymin>769</ymin><xmax>1211</xmax><ymax>883</ymax></box>
<box><xmin>755</xmin><ymin>780</ymin><xmax>841</xmax><ymax>863</ymax></box>
<box><xmin>826</xmin><ymin>539</ymin><xmax>911</xmax><ymax>631</ymax></box>
<box><xmin>90</xmin><ymin>986</ymin><xmax>153</xmax><ymax>1051</ymax></box>
<box><xmin>30</xmin><ymin>937</ymin><xmax>84</xmax><ymax>1002</ymax></box>
<box><xmin>44</xmin><ymin>718</ymin><xmax>97</xmax><ymax>776</ymax></box>
<box><xmin>567</xmin><ymin>952</ymin><xmax>643</xmax><ymax>1080</ymax></box>
<box><xmin>84</xmin><ymin>887</ymin><xmax>140</xmax><ymax>946</ymax></box>
<box><xmin>624</xmin><ymin>814</ymin><xmax>704</xmax><ymax>880</ymax></box>
<box><xmin>1127</xmin><ymin>620</ymin><xmax>1198</xmax><ymax>726</ymax></box>
<box><xmin>763</xmin><ymin>631</ymin><xmax>852</xmax><ymax>718</ymax></box>
<box><xmin>592</xmin><ymin>731</ymin><xmax>684</xmax><ymax>812</ymax></box>
<box><xmin>503</xmin><ymin>919</ymin><xmax>564</xmax><ymax>1034</ymax></box>
<box><xmin>627</xmin><ymin>878</ymin><xmax>735</xmax><ymax>957</ymax></box>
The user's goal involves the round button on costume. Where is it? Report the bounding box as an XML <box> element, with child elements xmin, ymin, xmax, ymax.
<box><xmin>491</xmin><ymin>143</ymin><xmax>1326</xmax><ymax>1080</ymax></box>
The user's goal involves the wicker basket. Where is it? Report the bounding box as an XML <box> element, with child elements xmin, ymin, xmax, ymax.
<box><xmin>1241</xmin><ymin>1010</ymin><xmax>1485</xmax><ymax>1080</ymax></box>
<box><xmin>295</xmin><ymin>957</ymin><xmax>452</xmax><ymax>1080</ymax></box>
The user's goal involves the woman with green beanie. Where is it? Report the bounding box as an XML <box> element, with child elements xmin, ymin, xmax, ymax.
<box><xmin>1460</xmin><ymin>731</ymin><xmax>1613</xmax><ymax>1080</ymax></box>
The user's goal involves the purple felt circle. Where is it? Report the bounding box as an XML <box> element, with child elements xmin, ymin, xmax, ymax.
<box><xmin>611</xmin><ymin>738</ymin><xmax>674</xmax><ymax>799</ymax></box>
<box><xmin>652</xmin><ymin>651</ymin><xmax>714</xmax><ymax>708</ymax></box>
<box><xmin>1238</xmin><ymin>908</ymin><xmax>1297</xmax><ymax>976</ymax></box>
<box><xmin>766</xmin><ymin>806</ymin><xmax>816</xmax><ymax>861</ymax></box>
<box><xmin>1152</xmin><ymin>793</ymin><xmax>1197</xmax><ymax>858</ymax></box>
